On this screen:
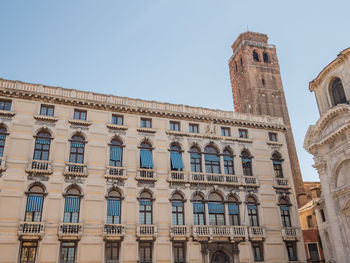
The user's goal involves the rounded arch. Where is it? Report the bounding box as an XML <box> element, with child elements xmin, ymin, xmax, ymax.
<box><xmin>210</xmin><ymin>249</ymin><xmax>232</xmax><ymax>263</ymax></box>
<box><xmin>170</xmin><ymin>190</ymin><xmax>185</xmax><ymax>201</ymax></box>
<box><xmin>206</xmin><ymin>189</ymin><xmax>224</xmax><ymax>202</ymax></box>
<box><xmin>26</xmin><ymin>182</ymin><xmax>47</xmax><ymax>194</ymax></box>
<box><xmin>334</xmin><ymin>158</ymin><xmax>350</xmax><ymax>189</ymax></box>
<box><xmin>34</xmin><ymin>127</ymin><xmax>53</xmax><ymax>138</ymax></box>
<box><xmin>170</xmin><ymin>141</ymin><xmax>182</xmax><ymax>151</ymax></box>
<box><xmin>329</xmin><ymin>77</ymin><xmax>347</xmax><ymax>106</ymax></box>
<box><xmin>138</xmin><ymin>188</ymin><xmax>154</xmax><ymax>200</ymax></box>
<box><xmin>138</xmin><ymin>137</ymin><xmax>154</xmax><ymax>147</ymax></box>
<box><xmin>241</xmin><ymin>149</ymin><xmax>252</xmax><ymax>158</ymax></box>
<box><xmin>0</xmin><ymin>123</ymin><xmax>9</xmax><ymax>133</ymax></box>
<box><xmin>246</xmin><ymin>194</ymin><xmax>258</xmax><ymax>203</ymax></box>
<box><xmin>110</xmin><ymin>135</ymin><xmax>124</xmax><ymax>145</ymax></box>
<box><xmin>253</xmin><ymin>50</ymin><xmax>260</xmax><ymax>62</ymax></box>
<box><xmin>272</xmin><ymin>151</ymin><xmax>282</xmax><ymax>160</ymax></box>
<box><xmin>64</xmin><ymin>184</ymin><xmax>83</xmax><ymax>196</ymax></box>
<box><xmin>227</xmin><ymin>192</ymin><xmax>240</xmax><ymax>203</ymax></box>
<box><xmin>140</xmin><ymin>140</ymin><xmax>152</xmax><ymax>149</ymax></box>
<box><xmin>70</xmin><ymin>132</ymin><xmax>86</xmax><ymax>142</ymax></box>
<box><xmin>204</xmin><ymin>143</ymin><xmax>220</xmax><ymax>154</ymax></box>
<box><xmin>223</xmin><ymin>146</ymin><xmax>234</xmax><ymax>156</ymax></box>
<box><xmin>263</xmin><ymin>52</ymin><xmax>269</xmax><ymax>63</ymax></box>
<box><xmin>107</xmin><ymin>186</ymin><xmax>124</xmax><ymax>198</ymax></box>
<box><xmin>189</xmin><ymin>143</ymin><xmax>201</xmax><ymax>153</ymax></box>
<box><xmin>191</xmin><ymin>191</ymin><xmax>205</xmax><ymax>201</ymax></box>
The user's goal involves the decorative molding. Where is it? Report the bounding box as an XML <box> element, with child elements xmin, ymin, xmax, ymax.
<box><xmin>106</xmin><ymin>124</ymin><xmax>128</xmax><ymax>131</ymax></box>
<box><xmin>33</xmin><ymin>115</ymin><xmax>58</xmax><ymax>122</ymax></box>
<box><xmin>68</xmin><ymin>119</ymin><xmax>92</xmax><ymax>126</ymax></box>
<box><xmin>0</xmin><ymin>110</ymin><xmax>15</xmax><ymax>118</ymax></box>
<box><xmin>136</xmin><ymin>128</ymin><xmax>157</xmax><ymax>134</ymax></box>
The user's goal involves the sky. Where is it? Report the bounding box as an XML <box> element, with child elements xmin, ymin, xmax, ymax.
<box><xmin>1</xmin><ymin>0</ymin><xmax>350</xmax><ymax>182</ymax></box>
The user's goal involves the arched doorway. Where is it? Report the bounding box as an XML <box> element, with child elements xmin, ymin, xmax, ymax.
<box><xmin>211</xmin><ymin>250</ymin><xmax>230</xmax><ymax>263</ymax></box>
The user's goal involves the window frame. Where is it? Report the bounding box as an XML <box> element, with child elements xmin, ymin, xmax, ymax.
<box><xmin>111</xmin><ymin>114</ymin><xmax>124</xmax><ymax>125</ymax></box>
<box><xmin>223</xmin><ymin>149</ymin><xmax>234</xmax><ymax>175</ymax></box>
<box><xmin>40</xmin><ymin>104</ymin><xmax>55</xmax><ymax>116</ymax></box>
<box><xmin>189</xmin><ymin>123</ymin><xmax>199</xmax><ymax>133</ymax></box>
<box><xmin>238</xmin><ymin>129</ymin><xmax>248</xmax><ymax>138</ymax></box>
<box><xmin>0</xmin><ymin>127</ymin><xmax>8</xmax><ymax>158</ymax></box>
<box><xmin>109</xmin><ymin>139</ymin><xmax>123</xmax><ymax>167</ymax></box>
<box><xmin>139</xmin><ymin>197</ymin><xmax>153</xmax><ymax>225</ymax></box>
<box><xmin>0</xmin><ymin>99</ymin><xmax>12</xmax><ymax>111</ymax></box>
<box><xmin>170</xmin><ymin>121</ymin><xmax>180</xmax><ymax>131</ymax></box>
<box><xmin>286</xmin><ymin>241</ymin><xmax>298</xmax><ymax>261</ymax></box>
<box><xmin>139</xmin><ymin>241</ymin><xmax>152</xmax><ymax>263</ymax></box>
<box><xmin>140</xmin><ymin>118</ymin><xmax>152</xmax><ymax>128</ymax></box>
<box><xmin>172</xmin><ymin>200</ymin><xmax>184</xmax><ymax>225</ymax></box>
<box><xmin>105</xmin><ymin>241</ymin><xmax>120</xmax><ymax>262</ymax></box>
<box><xmin>268</xmin><ymin>132</ymin><xmax>277</xmax><ymax>142</ymax></box>
<box><xmin>204</xmin><ymin>146</ymin><xmax>220</xmax><ymax>174</ymax></box>
<box><xmin>173</xmin><ymin>242</ymin><xmax>186</xmax><ymax>263</ymax></box>
<box><xmin>252</xmin><ymin>241</ymin><xmax>264</xmax><ymax>262</ymax></box>
<box><xmin>60</xmin><ymin>241</ymin><xmax>77</xmax><ymax>263</ymax></box>
<box><xmin>208</xmin><ymin>201</ymin><xmax>225</xmax><ymax>226</ymax></box>
<box><xmin>69</xmin><ymin>135</ymin><xmax>85</xmax><ymax>164</ymax></box>
<box><xmin>241</xmin><ymin>151</ymin><xmax>253</xmax><ymax>176</ymax></box>
<box><xmin>33</xmin><ymin>132</ymin><xmax>51</xmax><ymax>161</ymax></box>
<box><xmin>221</xmin><ymin>127</ymin><xmax>230</xmax><ymax>137</ymax></box>
<box><xmin>307</xmin><ymin>242</ymin><xmax>320</xmax><ymax>261</ymax></box>
<box><xmin>306</xmin><ymin>215</ymin><xmax>313</xmax><ymax>228</ymax></box>
<box><xmin>19</xmin><ymin>241</ymin><xmax>38</xmax><ymax>263</ymax></box>
<box><xmin>190</xmin><ymin>147</ymin><xmax>201</xmax><ymax>173</ymax></box>
<box><xmin>73</xmin><ymin>109</ymin><xmax>87</xmax><ymax>121</ymax></box>
<box><xmin>63</xmin><ymin>189</ymin><xmax>81</xmax><ymax>223</ymax></box>
<box><xmin>193</xmin><ymin>199</ymin><xmax>206</xmax><ymax>225</ymax></box>
<box><xmin>280</xmin><ymin>205</ymin><xmax>292</xmax><ymax>227</ymax></box>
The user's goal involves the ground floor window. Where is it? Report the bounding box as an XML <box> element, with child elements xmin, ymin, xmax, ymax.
<box><xmin>20</xmin><ymin>241</ymin><xmax>38</xmax><ymax>263</ymax></box>
<box><xmin>60</xmin><ymin>241</ymin><xmax>77</xmax><ymax>263</ymax></box>
<box><xmin>173</xmin><ymin>242</ymin><xmax>186</xmax><ymax>263</ymax></box>
<box><xmin>105</xmin><ymin>242</ymin><xmax>119</xmax><ymax>262</ymax></box>
<box><xmin>139</xmin><ymin>242</ymin><xmax>152</xmax><ymax>263</ymax></box>
<box><xmin>252</xmin><ymin>242</ymin><xmax>264</xmax><ymax>262</ymax></box>
<box><xmin>307</xmin><ymin>243</ymin><xmax>320</xmax><ymax>261</ymax></box>
<box><xmin>286</xmin><ymin>241</ymin><xmax>298</xmax><ymax>261</ymax></box>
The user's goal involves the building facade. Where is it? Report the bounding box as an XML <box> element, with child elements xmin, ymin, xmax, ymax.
<box><xmin>304</xmin><ymin>47</ymin><xmax>350</xmax><ymax>263</ymax></box>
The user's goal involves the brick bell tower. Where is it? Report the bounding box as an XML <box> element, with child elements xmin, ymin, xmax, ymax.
<box><xmin>228</xmin><ymin>31</ymin><xmax>305</xmax><ymax>201</ymax></box>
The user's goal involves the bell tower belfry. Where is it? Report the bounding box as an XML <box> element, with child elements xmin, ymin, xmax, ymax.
<box><xmin>228</xmin><ymin>31</ymin><xmax>305</xmax><ymax>199</ymax></box>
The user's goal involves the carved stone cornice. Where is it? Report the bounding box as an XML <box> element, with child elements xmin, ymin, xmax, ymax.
<box><xmin>312</xmin><ymin>162</ymin><xmax>327</xmax><ymax>175</ymax></box>
<box><xmin>33</xmin><ymin>115</ymin><xmax>58</xmax><ymax>122</ymax></box>
<box><xmin>0</xmin><ymin>110</ymin><xmax>15</xmax><ymax>118</ymax></box>
<box><xmin>106</xmin><ymin>124</ymin><xmax>128</xmax><ymax>131</ymax></box>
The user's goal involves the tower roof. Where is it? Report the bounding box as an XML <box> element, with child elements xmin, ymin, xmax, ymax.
<box><xmin>231</xmin><ymin>31</ymin><xmax>268</xmax><ymax>54</ymax></box>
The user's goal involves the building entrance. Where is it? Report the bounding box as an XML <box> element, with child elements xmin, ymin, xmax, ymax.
<box><xmin>210</xmin><ymin>250</ymin><xmax>231</xmax><ymax>263</ymax></box>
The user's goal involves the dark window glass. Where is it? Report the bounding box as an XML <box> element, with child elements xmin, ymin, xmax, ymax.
<box><xmin>269</xmin><ymin>132</ymin><xmax>277</xmax><ymax>141</ymax></box>
<box><xmin>204</xmin><ymin>146</ymin><xmax>220</xmax><ymax>174</ymax></box>
<box><xmin>208</xmin><ymin>202</ymin><xmax>225</xmax><ymax>225</ymax></box>
<box><xmin>253</xmin><ymin>51</ymin><xmax>260</xmax><ymax>62</ymax></box>
<box><xmin>239</xmin><ymin>129</ymin><xmax>248</xmax><ymax>138</ymax></box>
<box><xmin>189</xmin><ymin>124</ymin><xmax>199</xmax><ymax>133</ymax></box>
<box><xmin>20</xmin><ymin>241</ymin><xmax>38</xmax><ymax>263</ymax></box>
<box><xmin>190</xmin><ymin>147</ymin><xmax>201</xmax><ymax>172</ymax></box>
<box><xmin>173</xmin><ymin>242</ymin><xmax>185</xmax><ymax>263</ymax></box>
<box><xmin>320</xmin><ymin>209</ymin><xmax>326</xmax><ymax>222</ymax></box>
<box><xmin>307</xmin><ymin>215</ymin><xmax>313</xmax><ymax>228</ymax></box>
<box><xmin>330</xmin><ymin>78</ymin><xmax>347</xmax><ymax>106</ymax></box>
<box><xmin>252</xmin><ymin>242</ymin><xmax>264</xmax><ymax>261</ymax></box>
<box><xmin>139</xmin><ymin>242</ymin><xmax>152</xmax><ymax>263</ymax></box>
<box><xmin>263</xmin><ymin>52</ymin><xmax>269</xmax><ymax>63</ymax></box>
<box><xmin>0</xmin><ymin>127</ymin><xmax>7</xmax><ymax>158</ymax></box>
<box><xmin>286</xmin><ymin>241</ymin><xmax>298</xmax><ymax>261</ymax></box>
<box><xmin>33</xmin><ymin>132</ymin><xmax>51</xmax><ymax>161</ymax></box>
<box><xmin>308</xmin><ymin>243</ymin><xmax>320</xmax><ymax>261</ymax></box>
<box><xmin>221</xmin><ymin>127</ymin><xmax>230</xmax><ymax>136</ymax></box>
<box><xmin>262</xmin><ymin>78</ymin><xmax>265</xmax><ymax>85</ymax></box>
<box><xmin>105</xmin><ymin>242</ymin><xmax>119</xmax><ymax>262</ymax></box>
<box><xmin>170</xmin><ymin>121</ymin><xmax>180</xmax><ymax>131</ymax></box>
<box><xmin>73</xmin><ymin>109</ymin><xmax>87</xmax><ymax>120</ymax></box>
<box><xmin>172</xmin><ymin>201</ymin><xmax>184</xmax><ymax>225</ymax></box>
<box><xmin>40</xmin><ymin>105</ymin><xmax>54</xmax><ymax>116</ymax></box>
<box><xmin>280</xmin><ymin>205</ymin><xmax>291</xmax><ymax>227</ymax></box>
<box><xmin>248</xmin><ymin>203</ymin><xmax>259</xmax><ymax>226</ymax></box>
<box><xmin>112</xmin><ymin>115</ymin><xmax>123</xmax><ymax>125</ymax></box>
<box><xmin>272</xmin><ymin>152</ymin><xmax>283</xmax><ymax>178</ymax></box>
<box><xmin>140</xmin><ymin>118</ymin><xmax>152</xmax><ymax>128</ymax></box>
<box><xmin>193</xmin><ymin>201</ymin><xmax>205</xmax><ymax>225</ymax></box>
<box><xmin>60</xmin><ymin>242</ymin><xmax>76</xmax><ymax>263</ymax></box>
<box><xmin>110</xmin><ymin>139</ymin><xmax>123</xmax><ymax>167</ymax></box>
<box><xmin>228</xmin><ymin>203</ymin><xmax>240</xmax><ymax>226</ymax></box>
<box><xmin>69</xmin><ymin>135</ymin><xmax>85</xmax><ymax>164</ymax></box>
<box><xmin>0</xmin><ymin>99</ymin><xmax>11</xmax><ymax>111</ymax></box>
<box><xmin>139</xmin><ymin>198</ymin><xmax>152</xmax><ymax>225</ymax></box>
<box><xmin>223</xmin><ymin>150</ymin><xmax>234</xmax><ymax>175</ymax></box>
<box><xmin>241</xmin><ymin>151</ymin><xmax>253</xmax><ymax>176</ymax></box>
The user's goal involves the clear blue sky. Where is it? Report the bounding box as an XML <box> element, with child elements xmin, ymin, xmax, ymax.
<box><xmin>1</xmin><ymin>1</ymin><xmax>349</xmax><ymax>181</ymax></box>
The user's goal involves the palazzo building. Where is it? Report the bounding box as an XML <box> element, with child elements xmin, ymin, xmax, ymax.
<box><xmin>0</xmin><ymin>32</ymin><xmax>305</xmax><ymax>263</ymax></box>
<box><xmin>304</xmin><ymin>47</ymin><xmax>350</xmax><ymax>263</ymax></box>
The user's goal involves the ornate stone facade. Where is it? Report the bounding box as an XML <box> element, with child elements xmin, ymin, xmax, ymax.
<box><xmin>304</xmin><ymin>47</ymin><xmax>350</xmax><ymax>263</ymax></box>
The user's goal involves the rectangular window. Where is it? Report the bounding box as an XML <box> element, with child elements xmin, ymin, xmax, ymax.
<box><xmin>60</xmin><ymin>242</ymin><xmax>76</xmax><ymax>263</ymax></box>
<box><xmin>320</xmin><ymin>209</ymin><xmax>326</xmax><ymax>222</ymax></box>
<box><xmin>189</xmin><ymin>124</ymin><xmax>199</xmax><ymax>133</ymax></box>
<box><xmin>111</xmin><ymin>114</ymin><xmax>123</xmax><ymax>125</ymax></box>
<box><xmin>280</xmin><ymin>205</ymin><xmax>291</xmax><ymax>227</ymax></box>
<box><xmin>252</xmin><ymin>242</ymin><xmax>264</xmax><ymax>262</ymax></box>
<box><xmin>228</xmin><ymin>203</ymin><xmax>240</xmax><ymax>226</ymax></box>
<box><xmin>0</xmin><ymin>99</ymin><xmax>11</xmax><ymax>111</ymax></box>
<box><xmin>139</xmin><ymin>242</ymin><xmax>152</xmax><ymax>263</ymax></box>
<box><xmin>239</xmin><ymin>129</ymin><xmax>248</xmax><ymax>138</ymax></box>
<box><xmin>173</xmin><ymin>242</ymin><xmax>186</xmax><ymax>263</ymax></box>
<box><xmin>170</xmin><ymin>121</ymin><xmax>180</xmax><ymax>131</ymax></box>
<box><xmin>63</xmin><ymin>196</ymin><xmax>80</xmax><ymax>223</ymax></box>
<box><xmin>140</xmin><ymin>118</ymin><xmax>152</xmax><ymax>128</ymax></box>
<box><xmin>73</xmin><ymin>109</ymin><xmax>87</xmax><ymax>121</ymax></box>
<box><xmin>193</xmin><ymin>202</ymin><xmax>205</xmax><ymax>225</ymax></box>
<box><xmin>248</xmin><ymin>205</ymin><xmax>259</xmax><ymax>226</ymax></box>
<box><xmin>107</xmin><ymin>199</ymin><xmax>121</xmax><ymax>224</ymax></box>
<box><xmin>286</xmin><ymin>241</ymin><xmax>298</xmax><ymax>261</ymax></box>
<box><xmin>105</xmin><ymin>242</ymin><xmax>120</xmax><ymax>262</ymax></box>
<box><xmin>307</xmin><ymin>243</ymin><xmax>320</xmax><ymax>261</ymax></box>
<box><xmin>40</xmin><ymin>104</ymin><xmax>54</xmax><ymax>116</ymax></box>
<box><xmin>20</xmin><ymin>241</ymin><xmax>38</xmax><ymax>263</ymax></box>
<box><xmin>25</xmin><ymin>195</ymin><xmax>43</xmax><ymax>222</ymax></box>
<box><xmin>269</xmin><ymin>132</ymin><xmax>278</xmax><ymax>141</ymax></box>
<box><xmin>221</xmin><ymin>127</ymin><xmax>230</xmax><ymax>136</ymax></box>
<box><xmin>139</xmin><ymin>200</ymin><xmax>152</xmax><ymax>225</ymax></box>
<box><xmin>307</xmin><ymin>215</ymin><xmax>313</xmax><ymax>228</ymax></box>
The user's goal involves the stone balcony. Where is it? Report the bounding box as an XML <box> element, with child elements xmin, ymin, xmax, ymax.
<box><xmin>274</xmin><ymin>178</ymin><xmax>290</xmax><ymax>188</ymax></box>
<box><xmin>18</xmin><ymin>221</ymin><xmax>45</xmax><ymax>240</ymax></box>
<box><xmin>25</xmin><ymin>160</ymin><xmax>53</xmax><ymax>176</ymax></box>
<box><xmin>103</xmin><ymin>224</ymin><xmax>125</xmax><ymax>241</ymax></box>
<box><xmin>192</xmin><ymin>225</ymin><xmax>246</xmax><ymax>241</ymax></box>
<box><xmin>282</xmin><ymin>227</ymin><xmax>298</xmax><ymax>240</ymax></box>
<box><xmin>63</xmin><ymin>163</ymin><xmax>88</xmax><ymax>178</ymax></box>
<box><xmin>190</xmin><ymin>172</ymin><xmax>240</xmax><ymax>186</ymax></box>
<box><xmin>242</xmin><ymin>176</ymin><xmax>259</xmax><ymax>186</ymax></box>
<box><xmin>170</xmin><ymin>225</ymin><xmax>189</xmax><ymax>240</ymax></box>
<box><xmin>0</xmin><ymin>157</ymin><xmax>7</xmax><ymax>173</ymax></box>
<box><xmin>58</xmin><ymin>222</ymin><xmax>83</xmax><ymax>240</ymax></box>
<box><xmin>104</xmin><ymin>166</ymin><xmax>127</xmax><ymax>180</ymax></box>
<box><xmin>248</xmin><ymin>226</ymin><xmax>265</xmax><ymax>240</ymax></box>
<box><xmin>167</xmin><ymin>171</ymin><xmax>187</xmax><ymax>183</ymax></box>
<box><xmin>136</xmin><ymin>224</ymin><xmax>157</xmax><ymax>240</ymax></box>
<box><xmin>135</xmin><ymin>169</ymin><xmax>157</xmax><ymax>182</ymax></box>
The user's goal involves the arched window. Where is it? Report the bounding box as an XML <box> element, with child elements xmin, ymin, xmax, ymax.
<box><xmin>171</xmin><ymin>193</ymin><xmax>184</xmax><ymax>225</ymax></box>
<box><xmin>330</xmin><ymin>77</ymin><xmax>347</xmax><ymax>106</ymax></box>
<box><xmin>69</xmin><ymin>135</ymin><xmax>85</xmax><ymax>164</ymax></box>
<box><xmin>110</xmin><ymin>139</ymin><xmax>123</xmax><ymax>167</ymax></box>
<box><xmin>170</xmin><ymin>143</ymin><xmax>184</xmax><ymax>171</ymax></box>
<box><xmin>0</xmin><ymin>126</ymin><xmax>7</xmax><ymax>160</ymax></box>
<box><xmin>63</xmin><ymin>187</ymin><xmax>81</xmax><ymax>223</ymax></box>
<box><xmin>263</xmin><ymin>52</ymin><xmax>269</xmax><ymax>63</ymax></box>
<box><xmin>228</xmin><ymin>195</ymin><xmax>240</xmax><ymax>226</ymax></box>
<box><xmin>193</xmin><ymin>193</ymin><xmax>205</xmax><ymax>225</ymax></box>
<box><xmin>139</xmin><ymin>191</ymin><xmax>152</xmax><ymax>224</ymax></box>
<box><xmin>253</xmin><ymin>51</ymin><xmax>260</xmax><ymax>62</ymax></box>
<box><xmin>241</xmin><ymin>150</ymin><xmax>253</xmax><ymax>176</ymax></box>
<box><xmin>25</xmin><ymin>185</ymin><xmax>45</xmax><ymax>222</ymax></box>
<box><xmin>33</xmin><ymin>131</ymin><xmax>51</xmax><ymax>161</ymax></box>
<box><xmin>272</xmin><ymin>152</ymin><xmax>283</xmax><ymax>178</ymax></box>
<box><xmin>279</xmin><ymin>197</ymin><xmax>291</xmax><ymax>227</ymax></box>
<box><xmin>247</xmin><ymin>196</ymin><xmax>259</xmax><ymax>226</ymax></box>
<box><xmin>190</xmin><ymin>146</ymin><xmax>201</xmax><ymax>172</ymax></box>
<box><xmin>208</xmin><ymin>192</ymin><xmax>225</xmax><ymax>225</ymax></box>
<box><xmin>140</xmin><ymin>142</ymin><xmax>153</xmax><ymax>169</ymax></box>
<box><xmin>204</xmin><ymin>146</ymin><xmax>220</xmax><ymax>174</ymax></box>
<box><xmin>223</xmin><ymin>148</ymin><xmax>234</xmax><ymax>175</ymax></box>
<box><xmin>107</xmin><ymin>189</ymin><xmax>122</xmax><ymax>224</ymax></box>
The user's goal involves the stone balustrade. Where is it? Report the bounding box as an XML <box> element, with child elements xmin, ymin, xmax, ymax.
<box><xmin>105</xmin><ymin>166</ymin><xmax>127</xmax><ymax>180</ymax></box>
<box><xmin>58</xmin><ymin>222</ymin><xmax>83</xmax><ymax>240</ymax></box>
<box><xmin>136</xmin><ymin>224</ymin><xmax>157</xmax><ymax>240</ymax></box>
<box><xmin>136</xmin><ymin>169</ymin><xmax>157</xmax><ymax>182</ymax></box>
<box><xmin>192</xmin><ymin>225</ymin><xmax>246</xmax><ymax>241</ymax></box>
<box><xmin>274</xmin><ymin>178</ymin><xmax>289</xmax><ymax>188</ymax></box>
<box><xmin>18</xmin><ymin>221</ymin><xmax>45</xmax><ymax>238</ymax></box>
<box><xmin>282</xmin><ymin>227</ymin><xmax>298</xmax><ymax>240</ymax></box>
<box><xmin>26</xmin><ymin>160</ymin><xmax>52</xmax><ymax>175</ymax></box>
<box><xmin>248</xmin><ymin>226</ymin><xmax>265</xmax><ymax>240</ymax></box>
<box><xmin>103</xmin><ymin>224</ymin><xmax>125</xmax><ymax>240</ymax></box>
<box><xmin>63</xmin><ymin>163</ymin><xmax>88</xmax><ymax>177</ymax></box>
<box><xmin>170</xmin><ymin>225</ymin><xmax>189</xmax><ymax>240</ymax></box>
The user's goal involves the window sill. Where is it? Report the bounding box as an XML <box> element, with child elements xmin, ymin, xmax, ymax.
<box><xmin>68</xmin><ymin>119</ymin><xmax>92</xmax><ymax>126</ymax></box>
<box><xmin>267</xmin><ymin>141</ymin><xmax>283</xmax><ymax>146</ymax></box>
<box><xmin>106</xmin><ymin>124</ymin><xmax>128</xmax><ymax>130</ymax></box>
<box><xmin>137</xmin><ymin>127</ymin><xmax>156</xmax><ymax>133</ymax></box>
<box><xmin>34</xmin><ymin>115</ymin><xmax>58</xmax><ymax>122</ymax></box>
<box><xmin>0</xmin><ymin>109</ymin><xmax>15</xmax><ymax>118</ymax></box>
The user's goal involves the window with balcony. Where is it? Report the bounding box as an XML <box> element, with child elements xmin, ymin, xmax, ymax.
<box><xmin>110</xmin><ymin>138</ymin><xmax>123</xmax><ymax>167</ymax></box>
<box><xmin>63</xmin><ymin>187</ymin><xmax>81</xmax><ymax>223</ymax></box>
<box><xmin>307</xmin><ymin>243</ymin><xmax>320</xmax><ymax>261</ymax></box>
<box><xmin>279</xmin><ymin>197</ymin><xmax>291</xmax><ymax>227</ymax></box>
<box><xmin>111</xmin><ymin>114</ymin><xmax>123</xmax><ymax>125</ymax></box>
<box><xmin>0</xmin><ymin>126</ymin><xmax>7</xmax><ymax>159</ymax></box>
<box><xmin>139</xmin><ymin>242</ymin><xmax>152</xmax><ymax>263</ymax></box>
<box><xmin>268</xmin><ymin>132</ymin><xmax>277</xmax><ymax>142</ymax></box>
<box><xmin>25</xmin><ymin>184</ymin><xmax>45</xmax><ymax>222</ymax></box>
<box><xmin>241</xmin><ymin>150</ymin><xmax>253</xmax><ymax>176</ymax></box>
<box><xmin>190</xmin><ymin>146</ymin><xmax>201</xmax><ymax>172</ymax></box>
<box><xmin>193</xmin><ymin>193</ymin><xmax>205</xmax><ymax>225</ymax></box>
<box><xmin>228</xmin><ymin>194</ymin><xmax>240</xmax><ymax>226</ymax></box>
<box><xmin>252</xmin><ymin>242</ymin><xmax>264</xmax><ymax>262</ymax></box>
<box><xmin>19</xmin><ymin>241</ymin><xmax>38</xmax><ymax>263</ymax></box>
<box><xmin>105</xmin><ymin>241</ymin><xmax>120</xmax><ymax>263</ymax></box>
<box><xmin>40</xmin><ymin>104</ymin><xmax>54</xmax><ymax>116</ymax></box>
<box><xmin>330</xmin><ymin>77</ymin><xmax>347</xmax><ymax>106</ymax></box>
<box><xmin>204</xmin><ymin>145</ymin><xmax>220</xmax><ymax>174</ymax></box>
<box><xmin>140</xmin><ymin>118</ymin><xmax>152</xmax><ymax>128</ymax></box>
<box><xmin>69</xmin><ymin>135</ymin><xmax>85</xmax><ymax>164</ymax></box>
<box><xmin>247</xmin><ymin>196</ymin><xmax>259</xmax><ymax>226</ymax></box>
<box><xmin>189</xmin><ymin>123</ymin><xmax>199</xmax><ymax>133</ymax></box>
<box><xmin>208</xmin><ymin>192</ymin><xmax>225</xmax><ymax>225</ymax></box>
<box><xmin>60</xmin><ymin>241</ymin><xmax>77</xmax><ymax>263</ymax></box>
<box><xmin>286</xmin><ymin>241</ymin><xmax>298</xmax><ymax>261</ymax></box>
<box><xmin>139</xmin><ymin>191</ymin><xmax>152</xmax><ymax>225</ymax></box>
<box><xmin>0</xmin><ymin>99</ymin><xmax>11</xmax><ymax>111</ymax></box>
<box><xmin>170</xmin><ymin>143</ymin><xmax>184</xmax><ymax>171</ymax></box>
<box><xmin>173</xmin><ymin>242</ymin><xmax>186</xmax><ymax>263</ymax></box>
<box><xmin>272</xmin><ymin>152</ymin><xmax>283</xmax><ymax>178</ymax></box>
<box><xmin>170</xmin><ymin>121</ymin><xmax>180</xmax><ymax>131</ymax></box>
<box><xmin>171</xmin><ymin>193</ymin><xmax>184</xmax><ymax>225</ymax></box>
<box><xmin>223</xmin><ymin>148</ymin><xmax>234</xmax><ymax>175</ymax></box>
<box><xmin>238</xmin><ymin>129</ymin><xmax>248</xmax><ymax>138</ymax></box>
<box><xmin>73</xmin><ymin>109</ymin><xmax>87</xmax><ymax>121</ymax></box>
<box><xmin>140</xmin><ymin>141</ymin><xmax>153</xmax><ymax>169</ymax></box>
<box><xmin>107</xmin><ymin>189</ymin><xmax>122</xmax><ymax>224</ymax></box>
<box><xmin>33</xmin><ymin>131</ymin><xmax>51</xmax><ymax>161</ymax></box>
<box><xmin>221</xmin><ymin>127</ymin><xmax>230</xmax><ymax>136</ymax></box>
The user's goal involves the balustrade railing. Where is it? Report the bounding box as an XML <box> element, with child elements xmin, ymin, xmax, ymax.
<box><xmin>59</xmin><ymin>223</ymin><xmax>82</xmax><ymax>236</ymax></box>
<box><xmin>136</xmin><ymin>169</ymin><xmax>156</xmax><ymax>181</ymax></box>
<box><xmin>169</xmin><ymin>171</ymin><xmax>186</xmax><ymax>181</ymax></box>
<box><xmin>104</xmin><ymin>224</ymin><xmax>125</xmax><ymax>236</ymax></box>
<box><xmin>274</xmin><ymin>178</ymin><xmax>289</xmax><ymax>187</ymax></box>
<box><xmin>192</xmin><ymin>225</ymin><xmax>246</xmax><ymax>240</ymax></box>
<box><xmin>137</xmin><ymin>224</ymin><xmax>157</xmax><ymax>238</ymax></box>
<box><xmin>105</xmin><ymin>166</ymin><xmax>126</xmax><ymax>179</ymax></box>
<box><xmin>242</xmin><ymin>176</ymin><xmax>258</xmax><ymax>185</ymax></box>
<box><xmin>170</xmin><ymin>225</ymin><xmax>188</xmax><ymax>239</ymax></box>
<box><xmin>248</xmin><ymin>226</ymin><xmax>265</xmax><ymax>238</ymax></box>
<box><xmin>26</xmin><ymin>160</ymin><xmax>52</xmax><ymax>174</ymax></box>
<box><xmin>18</xmin><ymin>221</ymin><xmax>45</xmax><ymax>235</ymax></box>
<box><xmin>282</xmin><ymin>227</ymin><xmax>298</xmax><ymax>240</ymax></box>
<box><xmin>64</xmin><ymin>163</ymin><xmax>88</xmax><ymax>177</ymax></box>
<box><xmin>0</xmin><ymin>157</ymin><xmax>7</xmax><ymax>172</ymax></box>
